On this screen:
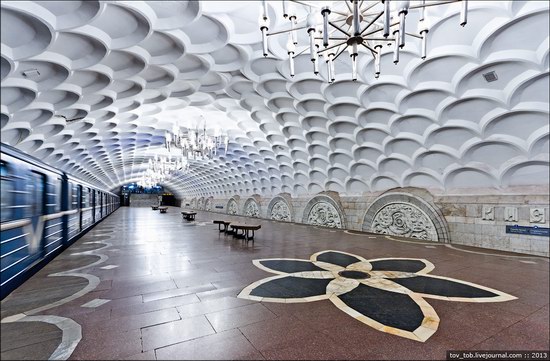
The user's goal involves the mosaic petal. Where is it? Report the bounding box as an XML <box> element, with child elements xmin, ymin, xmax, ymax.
<box><xmin>238</xmin><ymin>274</ymin><xmax>332</xmax><ymax>303</ymax></box>
<box><xmin>369</xmin><ymin>258</ymin><xmax>434</xmax><ymax>274</ymax></box>
<box><xmin>253</xmin><ymin>259</ymin><xmax>326</xmax><ymax>275</ymax></box>
<box><xmin>389</xmin><ymin>275</ymin><xmax>517</xmax><ymax>302</ymax></box>
<box><xmin>310</xmin><ymin>250</ymin><xmax>367</xmax><ymax>268</ymax></box>
<box><xmin>330</xmin><ymin>283</ymin><xmax>439</xmax><ymax>342</ymax></box>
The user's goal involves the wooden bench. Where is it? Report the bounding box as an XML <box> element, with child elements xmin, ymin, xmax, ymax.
<box><xmin>230</xmin><ymin>224</ymin><xmax>261</xmax><ymax>243</ymax></box>
<box><xmin>151</xmin><ymin>205</ymin><xmax>159</xmax><ymax>210</ymax></box>
<box><xmin>181</xmin><ymin>211</ymin><xmax>197</xmax><ymax>221</ymax></box>
<box><xmin>213</xmin><ymin>220</ymin><xmax>231</xmax><ymax>232</ymax></box>
<box><xmin>158</xmin><ymin>206</ymin><xmax>168</xmax><ymax>213</ymax></box>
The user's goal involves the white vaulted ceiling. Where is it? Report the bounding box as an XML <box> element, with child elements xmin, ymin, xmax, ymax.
<box><xmin>1</xmin><ymin>1</ymin><xmax>549</xmax><ymax>198</ymax></box>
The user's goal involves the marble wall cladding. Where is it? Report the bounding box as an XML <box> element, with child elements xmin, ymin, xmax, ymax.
<box><xmin>186</xmin><ymin>190</ymin><xmax>549</xmax><ymax>257</ymax></box>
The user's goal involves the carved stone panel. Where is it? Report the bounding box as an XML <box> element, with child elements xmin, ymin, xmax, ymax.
<box><xmin>205</xmin><ymin>198</ymin><xmax>212</xmax><ymax>211</ymax></box>
<box><xmin>504</xmin><ymin>207</ymin><xmax>518</xmax><ymax>222</ymax></box>
<box><xmin>530</xmin><ymin>208</ymin><xmax>545</xmax><ymax>223</ymax></box>
<box><xmin>372</xmin><ymin>202</ymin><xmax>438</xmax><ymax>241</ymax></box>
<box><xmin>190</xmin><ymin>198</ymin><xmax>196</xmax><ymax>209</ymax></box>
<box><xmin>227</xmin><ymin>199</ymin><xmax>238</xmax><ymax>215</ymax></box>
<box><xmin>307</xmin><ymin>202</ymin><xmax>343</xmax><ymax>229</ymax></box>
<box><xmin>481</xmin><ymin>205</ymin><xmax>494</xmax><ymax>221</ymax></box>
<box><xmin>270</xmin><ymin>200</ymin><xmax>291</xmax><ymax>222</ymax></box>
<box><xmin>245</xmin><ymin>200</ymin><xmax>260</xmax><ymax>218</ymax></box>
<box><xmin>197</xmin><ymin>197</ymin><xmax>204</xmax><ymax>210</ymax></box>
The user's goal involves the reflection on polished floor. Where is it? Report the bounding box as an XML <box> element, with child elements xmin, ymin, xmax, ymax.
<box><xmin>1</xmin><ymin>207</ymin><xmax>549</xmax><ymax>360</ymax></box>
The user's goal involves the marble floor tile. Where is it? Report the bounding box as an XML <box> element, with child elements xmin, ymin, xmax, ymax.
<box><xmin>1</xmin><ymin>207</ymin><xmax>548</xmax><ymax>360</ymax></box>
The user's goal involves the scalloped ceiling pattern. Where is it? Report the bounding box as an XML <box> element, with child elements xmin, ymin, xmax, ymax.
<box><xmin>1</xmin><ymin>1</ymin><xmax>548</xmax><ymax>199</ymax></box>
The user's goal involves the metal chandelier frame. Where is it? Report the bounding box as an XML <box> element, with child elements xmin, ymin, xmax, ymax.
<box><xmin>260</xmin><ymin>0</ymin><xmax>468</xmax><ymax>81</ymax></box>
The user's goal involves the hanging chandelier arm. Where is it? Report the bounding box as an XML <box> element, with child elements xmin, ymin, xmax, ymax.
<box><xmin>409</xmin><ymin>0</ymin><xmax>459</xmax><ymax>10</ymax></box>
<box><xmin>295</xmin><ymin>46</ymin><xmax>310</xmax><ymax>56</ymax></box>
<box><xmin>328</xmin><ymin>9</ymin><xmax>348</xmax><ymax>17</ymax></box>
<box><xmin>360</xmin><ymin>11</ymin><xmax>384</xmax><ymax>35</ymax></box>
<box><xmin>267</xmin><ymin>25</ymin><xmax>309</xmax><ymax>36</ymax></box>
<box><xmin>363</xmin><ymin>21</ymin><xmax>399</xmax><ymax>36</ymax></box>
<box><xmin>315</xmin><ymin>37</ymin><xmax>348</xmax><ymax>41</ymax></box>
<box><xmin>361</xmin><ymin>1</ymin><xmax>378</xmax><ymax>14</ymax></box>
<box><xmin>332</xmin><ymin>44</ymin><xmax>349</xmax><ymax>61</ymax></box>
<box><xmin>328</xmin><ymin>21</ymin><xmax>351</xmax><ymax>37</ymax></box>
<box><xmin>317</xmin><ymin>40</ymin><xmax>348</xmax><ymax>54</ymax></box>
<box><xmin>361</xmin><ymin>42</ymin><xmax>378</xmax><ymax>56</ymax></box>
<box><xmin>405</xmin><ymin>32</ymin><xmax>423</xmax><ymax>39</ymax></box>
<box><xmin>345</xmin><ymin>1</ymin><xmax>353</xmax><ymax>12</ymax></box>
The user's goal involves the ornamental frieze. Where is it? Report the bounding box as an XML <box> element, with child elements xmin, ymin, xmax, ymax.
<box><xmin>270</xmin><ymin>200</ymin><xmax>291</xmax><ymax>222</ymax></box>
<box><xmin>372</xmin><ymin>202</ymin><xmax>437</xmax><ymax>241</ymax></box>
<box><xmin>245</xmin><ymin>200</ymin><xmax>260</xmax><ymax>218</ymax></box>
<box><xmin>307</xmin><ymin>202</ymin><xmax>342</xmax><ymax>229</ymax></box>
<box><xmin>227</xmin><ymin>199</ymin><xmax>238</xmax><ymax>215</ymax></box>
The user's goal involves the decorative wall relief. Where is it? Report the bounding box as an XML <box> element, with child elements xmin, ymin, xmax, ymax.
<box><xmin>363</xmin><ymin>190</ymin><xmax>449</xmax><ymax>243</ymax></box>
<box><xmin>372</xmin><ymin>203</ymin><xmax>438</xmax><ymax>241</ymax></box>
<box><xmin>270</xmin><ymin>200</ymin><xmax>291</xmax><ymax>222</ymax></box>
<box><xmin>197</xmin><ymin>197</ymin><xmax>204</xmax><ymax>210</ymax></box>
<box><xmin>244</xmin><ymin>200</ymin><xmax>260</xmax><ymax>218</ymax></box>
<box><xmin>307</xmin><ymin>202</ymin><xmax>343</xmax><ymax>229</ymax></box>
<box><xmin>190</xmin><ymin>198</ymin><xmax>196</xmax><ymax>209</ymax></box>
<box><xmin>227</xmin><ymin>199</ymin><xmax>238</xmax><ymax>215</ymax></box>
<box><xmin>482</xmin><ymin>205</ymin><xmax>495</xmax><ymax>221</ymax></box>
<box><xmin>530</xmin><ymin>208</ymin><xmax>545</xmax><ymax>224</ymax></box>
<box><xmin>504</xmin><ymin>207</ymin><xmax>518</xmax><ymax>222</ymax></box>
<box><xmin>205</xmin><ymin>198</ymin><xmax>212</xmax><ymax>211</ymax></box>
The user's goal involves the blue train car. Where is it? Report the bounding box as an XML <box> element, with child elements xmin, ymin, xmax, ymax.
<box><xmin>0</xmin><ymin>143</ymin><xmax>119</xmax><ymax>299</ymax></box>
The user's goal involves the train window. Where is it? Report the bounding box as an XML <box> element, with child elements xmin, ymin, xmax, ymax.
<box><xmin>27</xmin><ymin>171</ymin><xmax>45</xmax><ymax>216</ymax></box>
<box><xmin>46</xmin><ymin>178</ymin><xmax>60</xmax><ymax>213</ymax></box>
<box><xmin>81</xmin><ymin>187</ymin><xmax>88</xmax><ymax>208</ymax></box>
<box><xmin>57</xmin><ymin>178</ymin><xmax>62</xmax><ymax>212</ymax></box>
<box><xmin>1</xmin><ymin>162</ymin><xmax>14</xmax><ymax>222</ymax></box>
<box><xmin>71</xmin><ymin>184</ymin><xmax>78</xmax><ymax>209</ymax></box>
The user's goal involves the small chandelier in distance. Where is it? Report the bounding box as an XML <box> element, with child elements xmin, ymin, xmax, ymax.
<box><xmin>260</xmin><ymin>0</ymin><xmax>468</xmax><ymax>82</ymax></box>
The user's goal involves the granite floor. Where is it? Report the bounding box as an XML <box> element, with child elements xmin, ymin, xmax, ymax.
<box><xmin>1</xmin><ymin>206</ymin><xmax>548</xmax><ymax>360</ymax></box>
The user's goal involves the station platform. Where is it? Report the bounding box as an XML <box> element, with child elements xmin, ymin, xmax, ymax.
<box><xmin>1</xmin><ymin>207</ymin><xmax>548</xmax><ymax>360</ymax></box>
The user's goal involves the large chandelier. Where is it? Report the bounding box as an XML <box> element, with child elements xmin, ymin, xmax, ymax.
<box><xmin>165</xmin><ymin>117</ymin><xmax>229</xmax><ymax>161</ymax></box>
<box><xmin>138</xmin><ymin>154</ymin><xmax>189</xmax><ymax>188</ymax></box>
<box><xmin>259</xmin><ymin>0</ymin><xmax>468</xmax><ymax>81</ymax></box>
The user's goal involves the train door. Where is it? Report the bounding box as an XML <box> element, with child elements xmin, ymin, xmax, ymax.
<box><xmin>26</xmin><ymin>171</ymin><xmax>46</xmax><ymax>261</ymax></box>
<box><xmin>92</xmin><ymin>189</ymin><xmax>96</xmax><ymax>223</ymax></box>
<box><xmin>78</xmin><ymin>185</ymin><xmax>83</xmax><ymax>231</ymax></box>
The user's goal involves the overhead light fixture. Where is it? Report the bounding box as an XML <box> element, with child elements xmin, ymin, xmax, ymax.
<box><xmin>260</xmin><ymin>0</ymin><xmax>468</xmax><ymax>82</ymax></box>
<box><xmin>165</xmin><ymin>115</ymin><xmax>229</xmax><ymax>161</ymax></box>
<box><xmin>138</xmin><ymin>154</ymin><xmax>189</xmax><ymax>188</ymax></box>
<box><xmin>482</xmin><ymin>71</ymin><xmax>498</xmax><ymax>83</ymax></box>
<box><xmin>21</xmin><ymin>68</ymin><xmax>40</xmax><ymax>80</ymax></box>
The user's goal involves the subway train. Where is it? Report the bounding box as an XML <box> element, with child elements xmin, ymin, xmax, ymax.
<box><xmin>1</xmin><ymin>143</ymin><xmax>120</xmax><ymax>299</ymax></box>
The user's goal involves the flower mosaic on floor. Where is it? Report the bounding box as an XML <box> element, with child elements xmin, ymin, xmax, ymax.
<box><xmin>238</xmin><ymin>250</ymin><xmax>516</xmax><ymax>342</ymax></box>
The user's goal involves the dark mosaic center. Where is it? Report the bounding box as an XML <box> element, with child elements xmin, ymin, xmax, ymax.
<box><xmin>339</xmin><ymin>270</ymin><xmax>370</xmax><ymax>279</ymax></box>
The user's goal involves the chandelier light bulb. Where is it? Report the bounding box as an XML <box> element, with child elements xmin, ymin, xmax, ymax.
<box><xmin>262</xmin><ymin>0</ymin><xmax>268</xmax><ymax>20</ymax></box>
<box><xmin>321</xmin><ymin>5</ymin><xmax>331</xmax><ymax>47</ymax></box>
<box><xmin>460</xmin><ymin>0</ymin><xmax>468</xmax><ymax>27</ymax></box>
<box><xmin>374</xmin><ymin>43</ymin><xmax>383</xmax><ymax>78</ymax></box>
